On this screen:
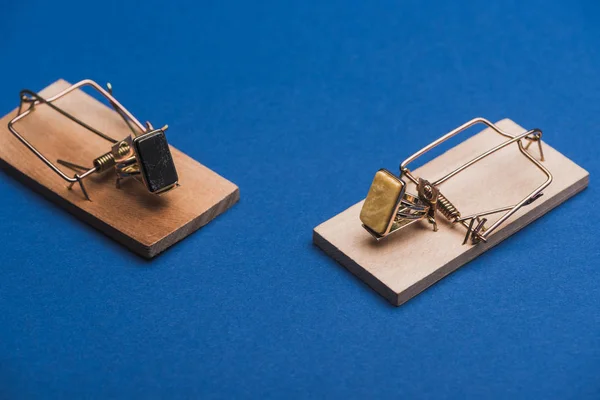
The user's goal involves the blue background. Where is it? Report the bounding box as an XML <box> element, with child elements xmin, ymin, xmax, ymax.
<box><xmin>1</xmin><ymin>0</ymin><xmax>598</xmax><ymax>398</ymax></box>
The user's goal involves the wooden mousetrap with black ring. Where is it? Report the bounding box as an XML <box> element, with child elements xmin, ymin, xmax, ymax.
<box><xmin>0</xmin><ymin>79</ymin><xmax>239</xmax><ymax>258</ymax></box>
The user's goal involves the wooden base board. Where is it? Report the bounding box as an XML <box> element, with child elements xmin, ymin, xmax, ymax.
<box><xmin>0</xmin><ymin>80</ymin><xmax>239</xmax><ymax>258</ymax></box>
<box><xmin>313</xmin><ymin>119</ymin><xmax>589</xmax><ymax>306</ymax></box>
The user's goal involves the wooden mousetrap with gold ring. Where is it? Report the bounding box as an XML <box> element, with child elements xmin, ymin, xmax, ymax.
<box><xmin>314</xmin><ymin>117</ymin><xmax>588</xmax><ymax>306</ymax></box>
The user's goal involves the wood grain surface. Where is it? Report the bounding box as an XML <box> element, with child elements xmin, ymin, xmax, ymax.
<box><xmin>0</xmin><ymin>80</ymin><xmax>239</xmax><ymax>258</ymax></box>
<box><xmin>314</xmin><ymin>119</ymin><xmax>589</xmax><ymax>306</ymax></box>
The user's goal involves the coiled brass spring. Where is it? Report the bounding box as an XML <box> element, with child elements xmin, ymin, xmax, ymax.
<box><xmin>421</xmin><ymin>184</ymin><xmax>461</xmax><ymax>222</ymax></box>
<box><xmin>93</xmin><ymin>142</ymin><xmax>131</xmax><ymax>173</ymax></box>
<box><xmin>436</xmin><ymin>192</ymin><xmax>461</xmax><ymax>222</ymax></box>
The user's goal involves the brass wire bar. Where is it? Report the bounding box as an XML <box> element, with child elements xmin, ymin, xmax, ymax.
<box><xmin>6</xmin><ymin>79</ymin><xmax>179</xmax><ymax>201</ymax></box>
<box><xmin>361</xmin><ymin>117</ymin><xmax>553</xmax><ymax>245</ymax></box>
<box><xmin>8</xmin><ymin>79</ymin><xmax>147</xmax><ymax>185</ymax></box>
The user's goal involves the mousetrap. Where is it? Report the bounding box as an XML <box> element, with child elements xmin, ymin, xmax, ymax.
<box><xmin>0</xmin><ymin>79</ymin><xmax>239</xmax><ymax>258</ymax></box>
<box><xmin>314</xmin><ymin>118</ymin><xmax>588</xmax><ymax>306</ymax></box>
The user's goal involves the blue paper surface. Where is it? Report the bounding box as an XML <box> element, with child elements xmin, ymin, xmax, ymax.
<box><xmin>0</xmin><ymin>1</ymin><xmax>598</xmax><ymax>398</ymax></box>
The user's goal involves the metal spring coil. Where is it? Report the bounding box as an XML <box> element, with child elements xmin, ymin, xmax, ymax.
<box><xmin>421</xmin><ymin>184</ymin><xmax>461</xmax><ymax>222</ymax></box>
<box><xmin>436</xmin><ymin>192</ymin><xmax>460</xmax><ymax>222</ymax></box>
<box><xmin>93</xmin><ymin>143</ymin><xmax>131</xmax><ymax>173</ymax></box>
